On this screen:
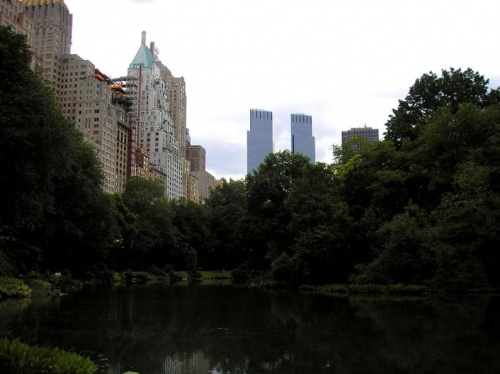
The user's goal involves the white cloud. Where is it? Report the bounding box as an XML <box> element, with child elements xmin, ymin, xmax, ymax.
<box><xmin>65</xmin><ymin>0</ymin><xmax>500</xmax><ymax>180</ymax></box>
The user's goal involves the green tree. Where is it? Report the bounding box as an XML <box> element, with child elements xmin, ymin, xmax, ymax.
<box><xmin>205</xmin><ymin>179</ymin><xmax>248</xmax><ymax>269</ymax></box>
<box><xmin>122</xmin><ymin>176</ymin><xmax>165</xmax><ymax>215</ymax></box>
<box><xmin>245</xmin><ymin>151</ymin><xmax>311</xmax><ymax>268</ymax></box>
<box><xmin>41</xmin><ymin>142</ymin><xmax>114</xmax><ymax>273</ymax></box>
<box><xmin>122</xmin><ymin>177</ymin><xmax>177</xmax><ymax>270</ymax></box>
<box><xmin>0</xmin><ymin>27</ymin><xmax>113</xmax><ymax>275</ymax></box>
<box><xmin>332</xmin><ymin>134</ymin><xmax>376</xmax><ymax>164</ymax></box>
<box><xmin>430</xmin><ymin>161</ymin><xmax>500</xmax><ymax>289</ymax></box>
<box><xmin>107</xmin><ymin>194</ymin><xmax>137</xmax><ymax>270</ymax></box>
<box><xmin>169</xmin><ymin>199</ymin><xmax>211</xmax><ymax>270</ymax></box>
<box><xmin>352</xmin><ymin>204</ymin><xmax>434</xmax><ymax>285</ymax></box>
<box><xmin>385</xmin><ymin>68</ymin><xmax>490</xmax><ymax>149</ymax></box>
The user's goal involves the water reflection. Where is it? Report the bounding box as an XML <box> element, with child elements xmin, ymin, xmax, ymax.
<box><xmin>0</xmin><ymin>284</ymin><xmax>499</xmax><ymax>374</ymax></box>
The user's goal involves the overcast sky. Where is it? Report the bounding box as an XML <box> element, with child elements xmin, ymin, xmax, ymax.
<box><xmin>64</xmin><ymin>0</ymin><xmax>500</xmax><ymax>180</ymax></box>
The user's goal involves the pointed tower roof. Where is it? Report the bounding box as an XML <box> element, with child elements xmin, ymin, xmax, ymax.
<box><xmin>130</xmin><ymin>31</ymin><xmax>154</xmax><ymax>69</ymax></box>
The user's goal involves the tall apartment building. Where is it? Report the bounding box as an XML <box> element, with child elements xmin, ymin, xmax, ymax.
<box><xmin>23</xmin><ymin>0</ymin><xmax>72</xmax><ymax>89</ymax></box>
<box><xmin>342</xmin><ymin>126</ymin><xmax>379</xmax><ymax>144</ymax></box>
<box><xmin>127</xmin><ymin>32</ymin><xmax>183</xmax><ymax>199</ymax></box>
<box><xmin>186</xmin><ymin>145</ymin><xmax>205</xmax><ymax>172</ymax></box>
<box><xmin>291</xmin><ymin>113</ymin><xmax>315</xmax><ymax>163</ymax></box>
<box><xmin>1</xmin><ymin>0</ymin><xmax>33</xmax><ymax>43</ymax></box>
<box><xmin>184</xmin><ymin>129</ymin><xmax>199</xmax><ymax>202</ymax></box>
<box><xmin>247</xmin><ymin>109</ymin><xmax>273</xmax><ymax>175</ymax></box>
<box><xmin>191</xmin><ymin>170</ymin><xmax>215</xmax><ymax>203</ymax></box>
<box><xmin>158</xmin><ymin>62</ymin><xmax>190</xmax><ymax>198</ymax></box>
<box><xmin>23</xmin><ymin>0</ymin><xmax>133</xmax><ymax>193</ymax></box>
<box><xmin>58</xmin><ymin>54</ymin><xmax>132</xmax><ymax>193</ymax></box>
<box><xmin>16</xmin><ymin>2</ymin><xmax>200</xmax><ymax>199</ymax></box>
<box><xmin>186</xmin><ymin>145</ymin><xmax>214</xmax><ymax>203</ymax></box>
<box><xmin>1</xmin><ymin>0</ymin><xmax>43</xmax><ymax>69</ymax></box>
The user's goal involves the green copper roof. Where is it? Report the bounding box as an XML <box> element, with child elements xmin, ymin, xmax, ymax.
<box><xmin>130</xmin><ymin>44</ymin><xmax>154</xmax><ymax>69</ymax></box>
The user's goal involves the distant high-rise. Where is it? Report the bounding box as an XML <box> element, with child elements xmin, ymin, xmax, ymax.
<box><xmin>186</xmin><ymin>145</ymin><xmax>215</xmax><ymax>203</ymax></box>
<box><xmin>342</xmin><ymin>127</ymin><xmax>379</xmax><ymax>144</ymax></box>
<box><xmin>186</xmin><ymin>145</ymin><xmax>206</xmax><ymax>172</ymax></box>
<box><xmin>23</xmin><ymin>0</ymin><xmax>72</xmax><ymax>89</ymax></box>
<box><xmin>291</xmin><ymin>113</ymin><xmax>315</xmax><ymax>163</ymax></box>
<box><xmin>247</xmin><ymin>109</ymin><xmax>273</xmax><ymax>174</ymax></box>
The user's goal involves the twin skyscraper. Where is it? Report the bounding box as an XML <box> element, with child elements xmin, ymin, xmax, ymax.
<box><xmin>247</xmin><ymin>109</ymin><xmax>316</xmax><ymax>175</ymax></box>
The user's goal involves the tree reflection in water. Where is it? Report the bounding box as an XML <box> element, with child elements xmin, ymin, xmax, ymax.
<box><xmin>0</xmin><ymin>284</ymin><xmax>499</xmax><ymax>374</ymax></box>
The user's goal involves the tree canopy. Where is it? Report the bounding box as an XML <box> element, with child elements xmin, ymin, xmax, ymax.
<box><xmin>2</xmin><ymin>26</ymin><xmax>499</xmax><ymax>290</ymax></box>
<box><xmin>0</xmin><ymin>26</ymin><xmax>112</xmax><ymax>275</ymax></box>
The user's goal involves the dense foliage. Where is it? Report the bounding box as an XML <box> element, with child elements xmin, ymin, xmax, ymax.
<box><xmin>1</xmin><ymin>27</ymin><xmax>500</xmax><ymax>290</ymax></box>
<box><xmin>0</xmin><ymin>338</ymin><xmax>97</xmax><ymax>374</ymax></box>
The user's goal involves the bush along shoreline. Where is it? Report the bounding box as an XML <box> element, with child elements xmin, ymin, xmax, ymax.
<box><xmin>0</xmin><ymin>270</ymin><xmax>235</xmax><ymax>301</ymax></box>
<box><xmin>0</xmin><ymin>273</ymin><xmax>83</xmax><ymax>300</ymax></box>
<box><xmin>0</xmin><ymin>338</ymin><xmax>98</xmax><ymax>374</ymax></box>
<box><xmin>3</xmin><ymin>270</ymin><xmax>500</xmax><ymax>301</ymax></box>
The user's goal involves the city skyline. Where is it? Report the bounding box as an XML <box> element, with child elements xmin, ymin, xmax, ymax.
<box><xmin>24</xmin><ymin>0</ymin><xmax>500</xmax><ymax>180</ymax></box>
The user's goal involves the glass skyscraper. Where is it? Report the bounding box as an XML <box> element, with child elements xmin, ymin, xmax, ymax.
<box><xmin>291</xmin><ymin>113</ymin><xmax>315</xmax><ymax>163</ymax></box>
<box><xmin>247</xmin><ymin>109</ymin><xmax>273</xmax><ymax>174</ymax></box>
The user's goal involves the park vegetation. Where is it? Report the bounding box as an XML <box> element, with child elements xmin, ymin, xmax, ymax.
<box><xmin>0</xmin><ymin>338</ymin><xmax>97</xmax><ymax>374</ymax></box>
<box><xmin>1</xmin><ymin>26</ymin><xmax>500</xmax><ymax>292</ymax></box>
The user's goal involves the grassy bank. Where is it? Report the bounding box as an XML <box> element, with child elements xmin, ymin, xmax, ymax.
<box><xmin>0</xmin><ymin>274</ymin><xmax>80</xmax><ymax>300</ymax></box>
<box><xmin>300</xmin><ymin>283</ymin><xmax>431</xmax><ymax>295</ymax></box>
<box><xmin>108</xmin><ymin>270</ymin><xmax>233</xmax><ymax>284</ymax></box>
<box><xmin>0</xmin><ymin>338</ymin><xmax>97</xmax><ymax>374</ymax></box>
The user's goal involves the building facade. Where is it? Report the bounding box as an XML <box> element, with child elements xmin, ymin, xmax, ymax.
<box><xmin>1</xmin><ymin>0</ymin><xmax>43</xmax><ymax>69</ymax></box>
<box><xmin>291</xmin><ymin>113</ymin><xmax>315</xmax><ymax>163</ymax></box>
<box><xmin>1</xmin><ymin>0</ymin><xmax>34</xmax><ymax>44</ymax></box>
<box><xmin>127</xmin><ymin>32</ymin><xmax>183</xmax><ymax>199</ymax></box>
<box><xmin>342</xmin><ymin>127</ymin><xmax>379</xmax><ymax>144</ymax></box>
<box><xmin>23</xmin><ymin>0</ymin><xmax>72</xmax><ymax>89</ymax></box>
<box><xmin>186</xmin><ymin>145</ymin><xmax>206</xmax><ymax>172</ymax></box>
<box><xmin>247</xmin><ymin>109</ymin><xmax>273</xmax><ymax>175</ymax></box>
<box><xmin>59</xmin><ymin>54</ymin><xmax>132</xmax><ymax>193</ymax></box>
<box><xmin>160</xmin><ymin>65</ymin><xmax>189</xmax><ymax>197</ymax></box>
<box><xmin>23</xmin><ymin>0</ymin><xmax>134</xmax><ymax>193</ymax></box>
<box><xmin>186</xmin><ymin>145</ymin><xmax>214</xmax><ymax>202</ymax></box>
<box><xmin>16</xmin><ymin>2</ymin><xmax>206</xmax><ymax>200</ymax></box>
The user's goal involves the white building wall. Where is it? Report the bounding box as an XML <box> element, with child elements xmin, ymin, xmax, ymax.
<box><xmin>128</xmin><ymin>64</ymin><xmax>183</xmax><ymax>199</ymax></box>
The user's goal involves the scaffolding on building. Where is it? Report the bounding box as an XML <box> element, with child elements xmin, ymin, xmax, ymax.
<box><xmin>111</xmin><ymin>70</ymin><xmax>142</xmax><ymax>178</ymax></box>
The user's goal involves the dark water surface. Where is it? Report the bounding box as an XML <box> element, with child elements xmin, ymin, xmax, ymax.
<box><xmin>1</xmin><ymin>283</ymin><xmax>499</xmax><ymax>374</ymax></box>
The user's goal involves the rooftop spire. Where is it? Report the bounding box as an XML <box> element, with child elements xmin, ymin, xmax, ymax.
<box><xmin>130</xmin><ymin>31</ymin><xmax>154</xmax><ymax>69</ymax></box>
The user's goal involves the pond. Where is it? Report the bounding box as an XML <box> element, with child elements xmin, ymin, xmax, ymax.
<box><xmin>0</xmin><ymin>282</ymin><xmax>499</xmax><ymax>374</ymax></box>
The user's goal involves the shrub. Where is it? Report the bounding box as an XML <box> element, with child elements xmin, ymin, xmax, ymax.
<box><xmin>25</xmin><ymin>279</ymin><xmax>52</xmax><ymax>296</ymax></box>
<box><xmin>95</xmin><ymin>271</ymin><xmax>114</xmax><ymax>284</ymax></box>
<box><xmin>0</xmin><ymin>338</ymin><xmax>98</xmax><ymax>374</ymax></box>
<box><xmin>0</xmin><ymin>277</ymin><xmax>30</xmax><ymax>298</ymax></box>
<box><xmin>124</xmin><ymin>271</ymin><xmax>167</xmax><ymax>284</ymax></box>
<box><xmin>112</xmin><ymin>272</ymin><xmax>123</xmax><ymax>283</ymax></box>
<box><xmin>232</xmin><ymin>266</ymin><xmax>251</xmax><ymax>283</ymax></box>
<box><xmin>270</xmin><ymin>252</ymin><xmax>300</xmax><ymax>285</ymax></box>
<box><xmin>305</xmin><ymin>283</ymin><xmax>430</xmax><ymax>295</ymax></box>
<box><xmin>198</xmin><ymin>271</ymin><xmax>233</xmax><ymax>279</ymax></box>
